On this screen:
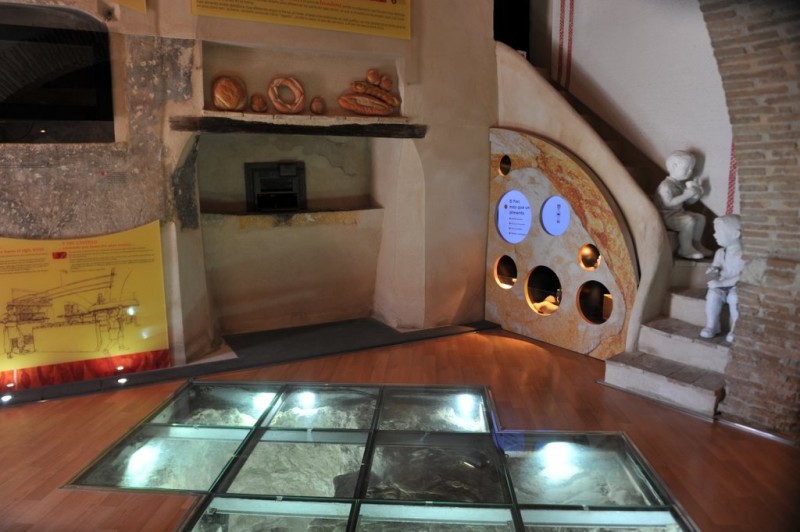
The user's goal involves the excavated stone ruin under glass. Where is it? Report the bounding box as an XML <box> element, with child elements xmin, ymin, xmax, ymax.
<box><xmin>71</xmin><ymin>381</ymin><xmax>694</xmax><ymax>531</ymax></box>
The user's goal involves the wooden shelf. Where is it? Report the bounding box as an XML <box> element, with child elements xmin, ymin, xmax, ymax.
<box><xmin>170</xmin><ymin>111</ymin><xmax>427</xmax><ymax>138</ymax></box>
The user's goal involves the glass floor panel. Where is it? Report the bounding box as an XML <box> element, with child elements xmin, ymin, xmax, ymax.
<box><xmin>378</xmin><ymin>388</ymin><xmax>490</xmax><ymax>432</ymax></box>
<box><xmin>357</xmin><ymin>504</ymin><xmax>516</xmax><ymax>531</ymax></box>
<box><xmin>189</xmin><ymin>498</ymin><xmax>352</xmax><ymax>532</ymax></box>
<box><xmin>70</xmin><ymin>382</ymin><xmax>696</xmax><ymax>530</ymax></box>
<box><xmin>266</xmin><ymin>385</ymin><xmax>379</xmax><ymax>430</ymax></box>
<box><xmin>74</xmin><ymin>425</ymin><xmax>249</xmax><ymax>491</ymax></box>
<box><xmin>497</xmin><ymin>432</ymin><xmax>663</xmax><ymax>507</ymax></box>
<box><xmin>225</xmin><ymin>431</ymin><xmax>369</xmax><ymax>498</ymax></box>
<box><xmin>150</xmin><ymin>382</ymin><xmax>280</xmax><ymax>427</ymax></box>
<box><xmin>366</xmin><ymin>433</ymin><xmax>508</xmax><ymax>504</ymax></box>
<box><xmin>521</xmin><ymin>509</ymin><xmax>683</xmax><ymax>531</ymax></box>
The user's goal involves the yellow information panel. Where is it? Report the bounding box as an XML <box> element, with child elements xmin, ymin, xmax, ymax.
<box><xmin>191</xmin><ymin>0</ymin><xmax>411</xmax><ymax>39</ymax></box>
<box><xmin>0</xmin><ymin>221</ymin><xmax>168</xmax><ymax>372</ymax></box>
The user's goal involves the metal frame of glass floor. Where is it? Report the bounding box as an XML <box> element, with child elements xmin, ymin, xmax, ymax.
<box><xmin>69</xmin><ymin>380</ymin><xmax>698</xmax><ymax>531</ymax></box>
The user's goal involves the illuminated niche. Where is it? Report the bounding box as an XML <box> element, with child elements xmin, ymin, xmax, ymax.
<box><xmin>526</xmin><ymin>266</ymin><xmax>562</xmax><ymax>316</ymax></box>
<box><xmin>579</xmin><ymin>244</ymin><xmax>602</xmax><ymax>270</ymax></box>
<box><xmin>494</xmin><ymin>255</ymin><xmax>518</xmax><ymax>289</ymax></box>
<box><xmin>578</xmin><ymin>281</ymin><xmax>612</xmax><ymax>324</ymax></box>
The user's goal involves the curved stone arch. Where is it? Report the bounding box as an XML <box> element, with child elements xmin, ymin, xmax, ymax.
<box><xmin>487</xmin><ymin>128</ymin><xmax>637</xmax><ymax>359</ymax></box>
<box><xmin>495</xmin><ymin>42</ymin><xmax>672</xmax><ymax>354</ymax></box>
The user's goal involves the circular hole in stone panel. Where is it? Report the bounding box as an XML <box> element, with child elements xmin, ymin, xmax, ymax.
<box><xmin>540</xmin><ymin>195</ymin><xmax>571</xmax><ymax>236</ymax></box>
<box><xmin>499</xmin><ymin>155</ymin><xmax>512</xmax><ymax>176</ymax></box>
<box><xmin>578</xmin><ymin>281</ymin><xmax>612</xmax><ymax>324</ymax></box>
<box><xmin>494</xmin><ymin>255</ymin><xmax>518</xmax><ymax>289</ymax></box>
<box><xmin>525</xmin><ymin>266</ymin><xmax>562</xmax><ymax>316</ymax></box>
<box><xmin>496</xmin><ymin>190</ymin><xmax>532</xmax><ymax>244</ymax></box>
<box><xmin>579</xmin><ymin>243</ymin><xmax>602</xmax><ymax>270</ymax></box>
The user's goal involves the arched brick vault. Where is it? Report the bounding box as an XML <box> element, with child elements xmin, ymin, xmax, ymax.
<box><xmin>698</xmin><ymin>0</ymin><xmax>800</xmax><ymax>441</ymax></box>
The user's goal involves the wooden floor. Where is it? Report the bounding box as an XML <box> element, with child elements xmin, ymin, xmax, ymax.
<box><xmin>1</xmin><ymin>330</ymin><xmax>798</xmax><ymax>531</ymax></box>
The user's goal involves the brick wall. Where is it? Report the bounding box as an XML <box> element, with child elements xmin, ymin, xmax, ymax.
<box><xmin>699</xmin><ymin>0</ymin><xmax>799</xmax><ymax>440</ymax></box>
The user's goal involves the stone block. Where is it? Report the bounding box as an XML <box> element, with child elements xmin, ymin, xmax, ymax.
<box><xmin>604</xmin><ymin>351</ymin><xmax>724</xmax><ymax>417</ymax></box>
<box><xmin>639</xmin><ymin>317</ymin><xmax>731</xmax><ymax>373</ymax></box>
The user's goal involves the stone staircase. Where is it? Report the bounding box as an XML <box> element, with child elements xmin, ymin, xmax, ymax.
<box><xmin>604</xmin><ymin>259</ymin><xmax>730</xmax><ymax>417</ymax></box>
<box><xmin>546</xmin><ymin>77</ymin><xmax>728</xmax><ymax>416</ymax></box>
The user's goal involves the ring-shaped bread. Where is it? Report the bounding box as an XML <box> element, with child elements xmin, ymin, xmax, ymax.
<box><xmin>267</xmin><ymin>77</ymin><xmax>305</xmax><ymax>114</ymax></box>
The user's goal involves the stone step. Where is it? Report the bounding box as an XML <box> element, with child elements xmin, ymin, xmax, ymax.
<box><xmin>639</xmin><ymin>317</ymin><xmax>731</xmax><ymax>373</ymax></box>
<box><xmin>663</xmin><ymin>287</ymin><xmax>730</xmax><ymax>329</ymax></box>
<box><xmin>671</xmin><ymin>258</ymin><xmax>714</xmax><ymax>289</ymax></box>
<box><xmin>664</xmin><ymin>287</ymin><xmax>705</xmax><ymax>325</ymax></box>
<box><xmin>604</xmin><ymin>351</ymin><xmax>725</xmax><ymax>417</ymax></box>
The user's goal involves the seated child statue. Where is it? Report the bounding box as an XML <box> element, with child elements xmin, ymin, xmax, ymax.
<box><xmin>700</xmin><ymin>215</ymin><xmax>744</xmax><ymax>343</ymax></box>
<box><xmin>654</xmin><ymin>151</ymin><xmax>711</xmax><ymax>259</ymax></box>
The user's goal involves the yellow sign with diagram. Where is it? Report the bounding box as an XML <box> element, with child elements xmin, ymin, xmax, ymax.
<box><xmin>0</xmin><ymin>221</ymin><xmax>168</xmax><ymax>372</ymax></box>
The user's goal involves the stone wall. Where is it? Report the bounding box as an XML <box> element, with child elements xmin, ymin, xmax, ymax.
<box><xmin>699</xmin><ymin>0</ymin><xmax>800</xmax><ymax>440</ymax></box>
<box><xmin>0</xmin><ymin>35</ymin><xmax>193</xmax><ymax>240</ymax></box>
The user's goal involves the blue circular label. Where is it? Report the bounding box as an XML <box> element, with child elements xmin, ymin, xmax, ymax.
<box><xmin>497</xmin><ymin>190</ymin><xmax>532</xmax><ymax>244</ymax></box>
<box><xmin>541</xmin><ymin>196</ymin><xmax>571</xmax><ymax>236</ymax></box>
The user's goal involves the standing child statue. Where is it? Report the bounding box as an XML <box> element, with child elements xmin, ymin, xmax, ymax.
<box><xmin>700</xmin><ymin>215</ymin><xmax>744</xmax><ymax>343</ymax></box>
<box><xmin>654</xmin><ymin>150</ymin><xmax>711</xmax><ymax>259</ymax></box>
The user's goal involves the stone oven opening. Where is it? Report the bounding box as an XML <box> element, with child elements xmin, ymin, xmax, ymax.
<box><xmin>245</xmin><ymin>161</ymin><xmax>307</xmax><ymax>213</ymax></box>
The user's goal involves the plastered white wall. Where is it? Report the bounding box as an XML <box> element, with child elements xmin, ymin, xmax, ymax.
<box><xmin>551</xmin><ymin>0</ymin><xmax>736</xmax><ymax>215</ymax></box>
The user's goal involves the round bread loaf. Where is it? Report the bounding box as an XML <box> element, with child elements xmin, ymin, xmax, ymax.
<box><xmin>212</xmin><ymin>76</ymin><xmax>247</xmax><ymax>111</ymax></box>
<box><xmin>310</xmin><ymin>96</ymin><xmax>325</xmax><ymax>115</ymax></box>
<box><xmin>250</xmin><ymin>92</ymin><xmax>269</xmax><ymax>113</ymax></box>
<box><xmin>366</xmin><ymin>68</ymin><xmax>381</xmax><ymax>85</ymax></box>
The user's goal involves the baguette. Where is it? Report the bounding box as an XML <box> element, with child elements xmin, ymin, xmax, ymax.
<box><xmin>338</xmin><ymin>93</ymin><xmax>393</xmax><ymax>116</ymax></box>
<box><xmin>350</xmin><ymin>80</ymin><xmax>401</xmax><ymax>107</ymax></box>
